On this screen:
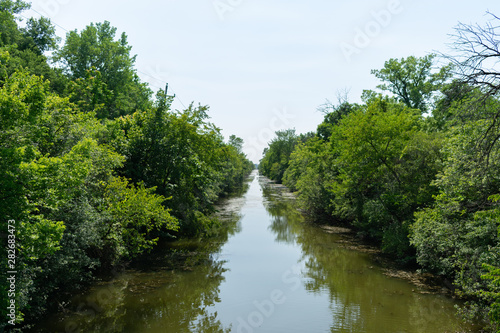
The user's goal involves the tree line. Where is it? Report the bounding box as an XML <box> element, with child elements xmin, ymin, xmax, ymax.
<box><xmin>259</xmin><ymin>15</ymin><xmax>500</xmax><ymax>332</ymax></box>
<box><xmin>0</xmin><ymin>1</ymin><xmax>253</xmax><ymax>329</ymax></box>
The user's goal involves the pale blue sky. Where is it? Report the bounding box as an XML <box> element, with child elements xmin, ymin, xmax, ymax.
<box><xmin>25</xmin><ymin>0</ymin><xmax>500</xmax><ymax>162</ymax></box>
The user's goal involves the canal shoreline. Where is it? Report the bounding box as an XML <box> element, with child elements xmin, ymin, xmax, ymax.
<box><xmin>29</xmin><ymin>172</ymin><xmax>482</xmax><ymax>332</ymax></box>
<box><xmin>261</xmin><ymin>177</ymin><xmax>460</xmax><ymax>297</ymax></box>
<box><xmin>317</xmin><ymin>223</ymin><xmax>458</xmax><ymax>295</ymax></box>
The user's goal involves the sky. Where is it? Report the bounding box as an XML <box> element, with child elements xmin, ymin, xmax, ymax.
<box><xmin>22</xmin><ymin>0</ymin><xmax>500</xmax><ymax>163</ymax></box>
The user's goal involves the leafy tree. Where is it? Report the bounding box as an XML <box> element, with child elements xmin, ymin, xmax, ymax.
<box><xmin>103</xmin><ymin>177</ymin><xmax>178</xmax><ymax>259</ymax></box>
<box><xmin>228</xmin><ymin>134</ymin><xmax>244</xmax><ymax>153</ymax></box>
<box><xmin>408</xmin><ymin>14</ymin><xmax>500</xmax><ymax>330</ymax></box>
<box><xmin>410</xmin><ymin>115</ymin><xmax>500</xmax><ymax>327</ymax></box>
<box><xmin>481</xmin><ymin>262</ymin><xmax>500</xmax><ymax>332</ymax></box>
<box><xmin>0</xmin><ymin>0</ymin><xmax>29</xmax><ymax>13</ymax></box>
<box><xmin>116</xmin><ymin>91</ymin><xmax>252</xmax><ymax>235</ymax></box>
<box><xmin>316</xmin><ymin>102</ymin><xmax>357</xmax><ymax>141</ymax></box>
<box><xmin>256</xmin><ymin>15</ymin><xmax>500</xmax><ymax>328</ymax></box>
<box><xmin>0</xmin><ymin>9</ymin><xmax>253</xmax><ymax>329</ymax></box>
<box><xmin>56</xmin><ymin>21</ymin><xmax>152</xmax><ymax>118</ymax></box>
<box><xmin>371</xmin><ymin>55</ymin><xmax>452</xmax><ymax>112</ymax></box>
<box><xmin>0</xmin><ymin>1</ymin><xmax>65</xmax><ymax>93</ymax></box>
<box><xmin>0</xmin><ymin>0</ymin><xmax>30</xmax><ymax>47</ymax></box>
<box><xmin>329</xmin><ymin>97</ymin><xmax>442</xmax><ymax>258</ymax></box>
<box><xmin>284</xmin><ymin>137</ymin><xmax>338</xmax><ymax>221</ymax></box>
<box><xmin>0</xmin><ymin>69</ymin><xmax>92</xmax><ymax>324</ymax></box>
<box><xmin>222</xmin><ymin>135</ymin><xmax>254</xmax><ymax>195</ymax></box>
<box><xmin>259</xmin><ymin>129</ymin><xmax>298</xmax><ymax>183</ymax></box>
<box><xmin>444</xmin><ymin>13</ymin><xmax>500</xmax><ymax>170</ymax></box>
<box><xmin>21</xmin><ymin>16</ymin><xmax>60</xmax><ymax>54</ymax></box>
<box><xmin>68</xmin><ymin>67</ymin><xmax>111</xmax><ymax>117</ymax></box>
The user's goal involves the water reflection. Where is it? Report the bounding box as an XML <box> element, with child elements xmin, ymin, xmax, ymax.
<box><xmin>261</xmin><ymin>177</ymin><xmax>477</xmax><ymax>333</ymax></box>
<box><xmin>31</xmin><ymin>177</ymin><xmax>252</xmax><ymax>333</ymax></box>
<box><xmin>32</xmin><ymin>173</ymin><xmax>478</xmax><ymax>333</ymax></box>
<box><xmin>46</xmin><ymin>261</ymin><xmax>230</xmax><ymax>333</ymax></box>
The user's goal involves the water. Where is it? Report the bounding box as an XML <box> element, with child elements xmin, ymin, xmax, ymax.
<box><xmin>32</xmin><ymin>171</ymin><xmax>479</xmax><ymax>332</ymax></box>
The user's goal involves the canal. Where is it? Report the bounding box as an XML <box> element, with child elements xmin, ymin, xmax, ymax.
<box><xmin>32</xmin><ymin>171</ymin><xmax>478</xmax><ymax>332</ymax></box>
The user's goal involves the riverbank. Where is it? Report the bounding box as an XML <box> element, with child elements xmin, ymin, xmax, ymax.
<box><xmin>261</xmin><ymin>178</ymin><xmax>465</xmax><ymax>297</ymax></box>
<box><xmin>29</xmin><ymin>172</ymin><xmax>480</xmax><ymax>332</ymax></box>
<box><xmin>317</xmin><ymin>224</ymin><xmax>458</xmax><ymax>295</ymax></box>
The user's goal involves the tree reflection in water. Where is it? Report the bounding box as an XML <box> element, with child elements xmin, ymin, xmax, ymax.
<box><xmin>261</xmin><ymin>177</ymin><xmax>478</xmax><ymax>333</ymax></box>
<box><xmin>31</xmin><ymin>178</ymin><xmax>251</xmax><ymax>333</ymax></box>
<box><xmin>32</xmin><ymin>174</ymin><xmax>478</xmax><ymax>333</ymax></box>
<box><xmin>47</xmin><ymin>260</ymin><xmax>230</xmax><ymax>333</ymax></box>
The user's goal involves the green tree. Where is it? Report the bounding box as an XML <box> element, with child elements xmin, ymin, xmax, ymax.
<box><xmin>0</xmin><ymin>70</ymin><xmax>91</xmax><ymax>324</ymax></box>
<box><xmin>68</xmin><ymin>67</ymin><xmax>111</xmax><ymax>117</ymax></box>
<box><xmin>0</xmin><ymin>11</ymin><xmax>254</xmax><ymax>328</ymax></box>
<box><xmin>410</xmin><ymin>116</ymin><xmax>500</xmax><ymax>327</ymax></box>
<box><xmin>222</xmin><ymin>135</ymin><xmax>254</xmax><ymax>195</ymax></box>
<box><xmin>316</xmin><ymin>101</ymin><xmax>357</xmax><ymax>141</ymax></box>
<box><xmin>0</xmin><ymin>1</ymin><xmax>65</xmax><ymax>92</ymax></box>
<box><xmin>481</xmin><ymin>262</ymin><xmax>500</xmax><ymax>332</ymax></box>
<box><xmin>331</xmin><ymin>97</ymin><xmax>441</xmax><ymax>258</ymax></box>
<box><xmin>103</xmin><ymin>177</ymin><xmax>178</xmax><ymax>259</ymax></box>
<box><xmin>259</xmin><ymin>129</ymin><xmax>298</xmax><ymax>183</ymax></box>
<box><xmin>20</xmin><ymin>16</ymin><xmax>60</xmax><ymax>53</ymax></box>
<box><xmin>228</xmin><ymin>134</ymin><xmax>244</xmax><ymax>153</ymax></box>
<box><xmin>284</xmin><ymin>137</ymin><xmax>337</xmax><ymax>221</ymax></box>
<box><xmin>116</xmin><ymin>91</ymin><xmax>251</xmax><ymax>235</ymax></box>
<box><xmin>0</xmin><ymin>0</ymin><xmax>30</xmax><ymax>47</ymax></box>
<box><xmin>56</xmin><ymin>21</ymin><xmax>152</xmax><ymax>118</ymax></box>
<box><xmin>0</xmin><ymin>68</ymin><xmax>178</xmax><ymax>325</ymax></box>
<box><xmin>371</xmin><ymin>55</ymin><xmax>452</xmax><ymax>112</ymax></box>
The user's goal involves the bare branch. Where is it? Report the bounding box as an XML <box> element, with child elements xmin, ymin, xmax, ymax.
<box><xmin>438</xmin><ymin>13</ymin><xmax>500</xmax><ymax>167</ymax></box>
<box><xmin>443</xmin><ymin>13</ymin><xmax>500</xmax><ymax>96</ymax></box>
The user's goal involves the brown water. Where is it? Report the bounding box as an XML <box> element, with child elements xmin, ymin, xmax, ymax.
<box><xmin>32</xmin><ymin>171</ymin><xmax>480</xmax><ymax>332</ymax></box>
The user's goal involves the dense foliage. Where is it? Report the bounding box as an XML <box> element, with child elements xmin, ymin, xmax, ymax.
<box><xmin>0</xmin><ymin>1</ymin><xmax>253</xmax><ymax>329</ymax></box>
<box><xmin>260</xmin><ymin>15</ymin><xmax>500</xmax><ymax>332</ymax></box>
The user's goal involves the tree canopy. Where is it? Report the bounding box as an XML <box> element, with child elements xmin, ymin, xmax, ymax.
<box><xmin>260</xmin><ymin>14</ymin><xmax>500</xmax><ymax>331</ymax></box>
<box><xmin>371</xmin><ymin>54</ymin><xmax>452</xmax><ymax>112</ymax></box>
<box><xmin>0</xmin><ymin>11</ymin><xmax>253</xmax><ymax>329</ymax></box>
<box><xmin>56</xmin><ymin>21</ymin><xmax>152</xmax><ymax>118</ymax></box>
